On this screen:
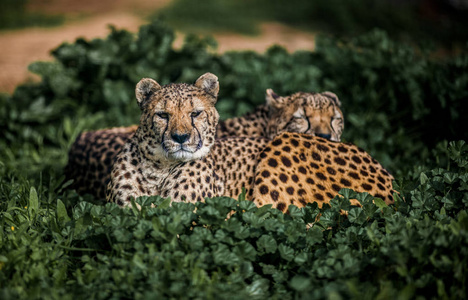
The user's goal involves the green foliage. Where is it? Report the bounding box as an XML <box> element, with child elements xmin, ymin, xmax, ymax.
<box><xmin>0</xmin><ymin>0</ymin><xmax>63</xmax><ymax>30</ymax></box>
<box><xmin>157</xmin><ymin>0</ymin><xmax>468</xmax><ymax>47</ymax></box>
<box><xmin>0</xmin><ymin>21</ymin><xmax>467</xmax><ymax>298</ymax></box>
<box><xmin>1</xmin><ymin>142</ymin><xmax>467</xmax><ymax>299</ymax></box>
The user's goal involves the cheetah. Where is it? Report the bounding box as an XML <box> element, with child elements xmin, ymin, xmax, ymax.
<box><xmin>106</xmin><ymin>73</ymin><xmax>271</xmax><ymax>205</ymax></box>
<box><xmin>107</xmin><ymin>73</ymin><xmax>393</xmax><ymax>211</ymax></box>
<box><xmin>217</xmin><ymin>89</ymin><xmax>343</xmax><ymax>140</ymax></box>
<box><xmin>251</xmin><ymin>132</ymin><xmax>395</xmax><ymax>212</ymax></box>
<box><xmin>263</xmin><ymin>89</ymin><xmax>343</xmax><ymax>142</ymax></box>
<box><xmin>65</xmin><ymin>125</ymin><xmax>137</xmax><ymax>198</ymax></box>
<box><xmin>66</xmin><ymin>88</ymin><xmax>344</xmax><ymax>199</ymax></box>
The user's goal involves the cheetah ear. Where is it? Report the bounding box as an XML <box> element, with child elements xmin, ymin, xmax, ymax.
<box><xmin>322</xmin><ymin>91</ymin><xmax>341</xmax><ymax>107</ymax></box>
<box><xmin>195</xmin><ymin>72</ymin><xmax>219</xmax><ymax>100</ymax></box>
<box><xmin>265</xmin><ymin>89</ymin><xmax>285</xmax><ymax>109</ymax></box>
<box><xmin>135</xmin><ymin>78</ymin><xmax>161</xmax><ymax>109</ymax></box>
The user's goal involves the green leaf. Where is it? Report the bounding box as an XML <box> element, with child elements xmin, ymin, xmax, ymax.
<box><xmin>288</xmin><ymin>205</ymin><xmax>304</xmax><ymax>218</ymax></box>
<box><xmin>132</xmin><ymin>254</ymin><xmax>147</xmax><ymax>270</ymax></box>
<box><xmin>57</xmin><ymin>199</ymin><xmax>71</xmax><ymax>223</ymax></box>
<box><xmin>234</xmin><ymin>242</ymin><xmax>257</xmax><ymax>258</ymax></box>
<box><xmin>339</xmin><ymin>188</ymin><xmax>358</xmax><ymax>200</ymax></box>
<box><xmin>294</xmin><ymin>252</ymin><xmax>308</xmax><ymax>265</ymax></box>
<box><xmin>28</xmin><ymin>187</ymin><xmax>39</xmax><ymax>218</ymax></box>
<box><xmin>256</xmin><ymin>235</ymin><xmax>278</xmax><ymax>254</ymax></box>
<box><xmin>278</xmin><ymin>243</ymin><xmax>294</xmax><ymax>261</ymax></box>
<box><xmin>158</xmin><ymin>197</ymin><xmax>172</xmax><ymax>209</ymax></box>
<box><xmin>246</xmin><ymin>279</ymin><xmax>269</xmax><ymax>298</ymax></box>
<box><xmin>443</xmin><ymin>172</ymin><xmax>458</xmax><ymax>184</ymax></box>
<box><xmin>239</xmin><ymin>200</ymin><xmax>257</xmax><ymax>211</ymax></box>
<box><xmin>374</xmin><ymin>197</ymin><xmax>387</xmax><ymax>209</ymax></box>
<box><xmin>348</xmin><ymin>208</ymin><xmax>367</xmax><ymax>225</ymax></box>
<box><xmin>289</xmin><ymin>275</ymin><xmax>310</xmax><ymax>291</ymax></box>
<box><xmin>260</xmin><ymin>263</ymin><xmax>276</xmax><ymax>275</ymax></box>
<box><xmin>420</xmin><ymin>172</ymin><xmax>428</xmax><ymax>185</ymax></box>
<box><xmin>238</xmin><ymin>187</ymin><xmax>246</xmax><ymax>201</ymax></box>
<box><xmin>306</xmin><ymin>226</ymin><xmax>323</xmax><ymax>245</ymax></box>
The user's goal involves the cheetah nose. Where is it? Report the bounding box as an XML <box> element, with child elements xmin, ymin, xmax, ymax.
<box><xmin>171</xmin><ymin>133</ymin><xmax>190</xmax><ymax>144</ymax></box>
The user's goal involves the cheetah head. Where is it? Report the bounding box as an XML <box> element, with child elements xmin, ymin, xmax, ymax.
<box><xmin>135</xmin><ymin>73</ymin><xmax>220</xmax><ymax>162</ymax></box>
<box><xmin>265</xmin><ymin>89</ymin><xmax>344</xmax><ymax>142</ymax></box>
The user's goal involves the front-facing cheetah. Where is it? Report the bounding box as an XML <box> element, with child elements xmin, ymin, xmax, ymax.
<box><xmin>67</xmin><ymin>86</ymin><xmax>344</xmax><ymax>199</ymax></box>
<box><xmin>107</xmin><ymin>73</ymin><xmax>393</xmax><ymax>211</ymax></box>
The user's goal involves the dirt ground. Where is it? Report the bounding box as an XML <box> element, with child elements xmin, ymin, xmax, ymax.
<box><xmin>0</xmin><ymin>0</ymin><xmax>315</xmax><ymax>93</ymax></box>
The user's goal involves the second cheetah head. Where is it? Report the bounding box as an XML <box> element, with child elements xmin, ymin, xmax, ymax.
<box><xmin>265</xmin><ymin>89</ymin><xmax>344</xmax><ymax>142</ymax></box>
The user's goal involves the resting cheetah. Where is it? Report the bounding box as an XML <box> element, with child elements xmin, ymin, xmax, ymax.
<box><xmin>107</xmin><ymin>73</ymin><xmax>393</xmax><ymax>211</ymax></box>
<box><xmin>106</xmin><ymin>73</ymin><xmax>271</xmax><ymax>205</ymax></box>
<box><xmin>217</xmin><ymin>89</ymin><xmax>343</xmax><ymax>140</ymax></box>
<box><xmin>263</xmin><ymin>89</ymin><xmax>343</xmax><ymax>142</ymax></box>
<box><xmin>66</xmin><ymin>88</ymin><xmax>343</xmax><ymax>199</ymax></box>
<box><xmin>252</xmin><ymin>132</ymin><xmax>395</xmax><ymax>212</ymax></box>
<box><xmin>65</xmin><ymin>125</ymin><xmax>137</xmax><ymax>197</ymax></box>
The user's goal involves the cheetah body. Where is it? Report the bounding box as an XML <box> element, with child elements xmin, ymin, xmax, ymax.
<box><xmin>107</xmin><ymin>74</ymin><xmax>270</xmax><ymax>205</ymax></box>
<box><xmin>107</xmin><ymin>74</ymin><xmax>393</xmax><ymax>210</ymax></box>
<box><xmin>252</xmin><ymin>132</ymin><xmax>395</xmax><ymax>212</ymax></box>
<box><xmin>67</xmin><ymin>88</ymin><xmax>344</xmax><ymax>199</ymax></box>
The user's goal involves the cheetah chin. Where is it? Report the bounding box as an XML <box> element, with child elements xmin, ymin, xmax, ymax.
<box><xmin>166</xmin><ymin>143</ymin><xmax>211</xmax><ymax>162</ymax></box>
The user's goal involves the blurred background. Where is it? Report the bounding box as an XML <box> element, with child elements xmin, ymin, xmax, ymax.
<box><xmin>1</xmin><ymin>0</ymin><xmax>467</xmax><ymax>92</ymax></box>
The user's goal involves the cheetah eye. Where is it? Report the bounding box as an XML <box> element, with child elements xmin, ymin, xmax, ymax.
<box><xmin>191</xmin><ymin>111</ymin><xmax>202</xmax><ymax>118</ymax></box>
<box><xmin>156</xmin><ymin>112</ymin><xmax>169</xmax><ymax>119</ymax></box>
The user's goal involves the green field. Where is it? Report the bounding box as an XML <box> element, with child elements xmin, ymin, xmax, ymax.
<box><xmin>1</xmin><ymin>21</ymin><xmax>467</xmax><ymax>299</ymax></box>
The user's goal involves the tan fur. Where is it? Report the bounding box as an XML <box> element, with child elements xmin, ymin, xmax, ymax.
<box><xmin>105</xmin><ymin>75</ymin><xmax>392</xmax><ymax>210</ymax></box>
<box><xmin>64</xmin><ymin>125</ymin><xmax>138</xmax><ymax>198</ymax></box>
<box><xmin>66</xmin><ymin>90</ymin><xmax>344</xmax><ymax>199</ymax></box>
<box><xmin>252</xmin><ymin>132</ymin><xmax>394</xmax><ymax>212</ymax></box>
<box><xmin>265</xmin><ymin>90</ymin><xmax>344</xmax><ymax>142</ymax></box>
<box><xmin>106</xmin><ymin>73</ymin><xmax>221</xmax><ymax>205</ymax></box>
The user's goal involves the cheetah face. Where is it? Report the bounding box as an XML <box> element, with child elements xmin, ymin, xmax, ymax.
<box><xmin>135</xmin><ymin>73</ymin><xmax>220</xmax><ymax>162</ymax></box>
<box><xmin>265</xmin><ymin>89</ymin><xmax>344</xmax><ymax>142</ymax></box>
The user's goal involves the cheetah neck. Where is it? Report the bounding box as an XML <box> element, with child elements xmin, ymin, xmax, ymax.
<box><xmin>216</xmin><ymin>104</ymin><xmax>270</xmax><ymax>138</ymax></box>
<box><xmin>134</xmin><ymin>127</ymin><xmax>176</xmax><ymax>167</ymax></box>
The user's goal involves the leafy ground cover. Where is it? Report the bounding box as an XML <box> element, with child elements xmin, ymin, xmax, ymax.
<box><xmin>1</xmin><ymin>21</ymin><xmax>467</xmax><ymax>298</ymax></box>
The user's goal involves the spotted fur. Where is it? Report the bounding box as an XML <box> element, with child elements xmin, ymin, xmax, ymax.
<box><xmin>265</xmin><ymin>89</ymin><xmax>343</xmax><ymax>142</ymax></box>
<box><xmin>65</xmin><ymin>125</ymin><xmax>138</xmax><ymax>198</ymax></box>
<box><xmin>106</xmin><ymin>75</ymin><xmax>275</xmax><ymax>205</ymax></box>
<box><xmin>66</xmin><ymin>89</ymin><xmax>344</xmax><ymax>199</ymax></box>
<box><xmin>252</xmin><ymin>132</ymin><xmax>394</xmax><ymax>212</ymax></box>
<box><xmin>106</xmin><ymin>75</ymin><xmax>392</xmax><ymax>209</ymax></box>
<box><xmin>107</xmin><ymin>73</ymin><xmax>221</xmax><ymax>205</ymax></box>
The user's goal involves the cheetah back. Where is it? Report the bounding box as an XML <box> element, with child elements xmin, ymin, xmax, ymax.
<box><xmin>252</xmin><ymin>132</ymin><xmax>394</xmax><ymax>212</ymax></box>
<box><xmin>211</xmin><ymin>136</ymin><xmax>270</xmax><ymax>199</ymax></box>
<box><xmin>65</xmin><ymin>125</ymin><xmax>137</xmax><ymax>199</ymax></box>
